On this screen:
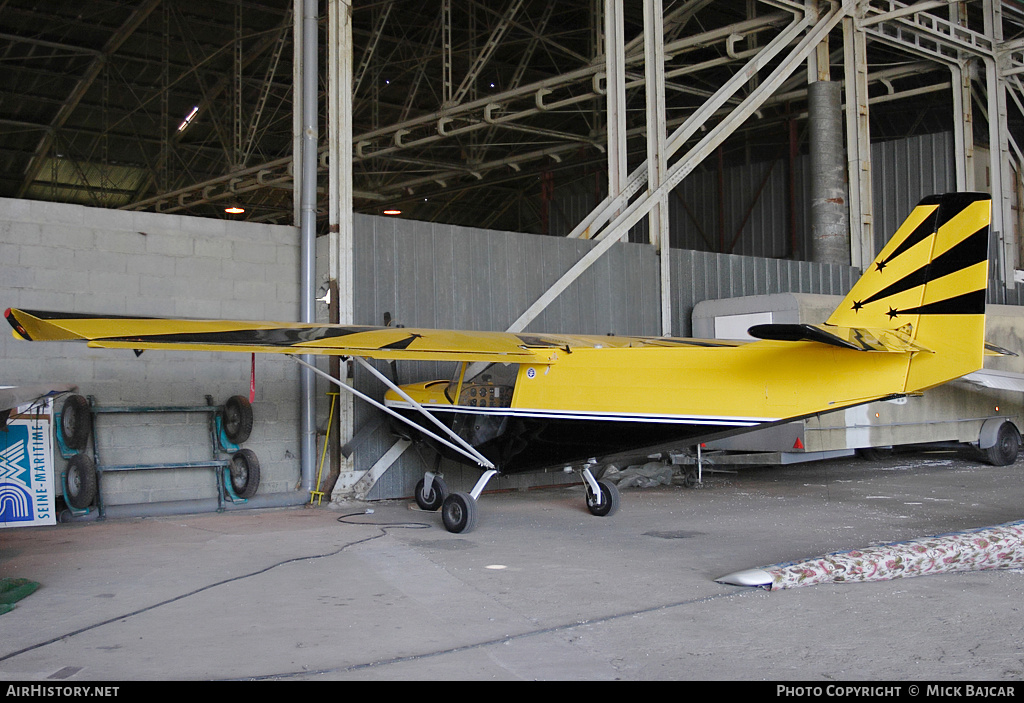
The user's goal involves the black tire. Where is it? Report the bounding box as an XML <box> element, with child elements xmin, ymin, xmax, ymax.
<box><xmin>441</xmin><ymin>492</ymin><xmax>477</xmax><ymax>533</ymax></box>
<box><xmin>682</xmin><ymin>468</ymin><xmax>699</xmax><ymax>488</ymax></box>
<box><xmin>228</xmin><ymin>448</ymin><xmax>260</xmax><ymax>498</ymax></box>
<box><xmin>414</xmin><ymin>476</ymin><xmax>448</xmax><ymax>511</ymax></box>
<box><xmin>222</xmin><ymin>396</ymin><xmax>253</xmax><ymax>444</ymax></box>
<box><xmin>985</xmin><ymin>422</ymin><xmax>1020</xmax><ymax>466</ymax></box>
<box><xmin>60</xmin><ymin>395</ymin><xmax>91</xmax><ymax>450</ymax></box>
<box><xmin>857</xmin><ymin>447</ymin><xmax>893</xmax><ymax>461</ymax></box>
<box><xmin>586</xmin><ymin>479</ymin><xmax>620</xmax><ymax>517</ymax></box>
<box><xmin>64</xmin><ymin>454</ymin><xmax>97</xmax><ymax>509</ymax></box>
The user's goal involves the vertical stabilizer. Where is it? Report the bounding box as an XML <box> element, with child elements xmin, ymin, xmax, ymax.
<box><xmin>825</xmin><ymin>193</ymin><xmax>991</xmax><ymax>392</ymax></box>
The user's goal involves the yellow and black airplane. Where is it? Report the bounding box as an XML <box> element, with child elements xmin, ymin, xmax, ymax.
<box><xmin>5</xmin><ymin>192</ymin><xmax>995</xmax><ymax>532</ymax></box>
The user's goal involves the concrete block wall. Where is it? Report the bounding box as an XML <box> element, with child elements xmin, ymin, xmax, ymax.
<box><xmin>0</xmin><ymin>197</ymin><xmax>303</xmax><ymax>508</ymax></box>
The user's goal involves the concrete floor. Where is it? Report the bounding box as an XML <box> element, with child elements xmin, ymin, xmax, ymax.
<box><xmin>1</xmin><ymin>450</ymin><xmax>1023</xmax><ymax>681</ymax></box>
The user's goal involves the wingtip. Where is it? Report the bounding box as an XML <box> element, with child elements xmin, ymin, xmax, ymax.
<box><xmin>5</xmin><ymin>308</ymin><xmax>31</xmax><ymax>341</ymax></box>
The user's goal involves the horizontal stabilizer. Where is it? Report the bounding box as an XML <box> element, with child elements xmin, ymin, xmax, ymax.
<box><xmin>985</xmin><ymin>342</ymin><xmax>1018</xmax><ymax>357</ymax></box>
<box><xmin>748</xmin><ymin>323</ymin><xmax>861</xmax><ymax>350</ymax></box>
<box><xmin>748</xmin><ymin>323</ymin><xmax>931</xmax><ymax>353</ymax></box>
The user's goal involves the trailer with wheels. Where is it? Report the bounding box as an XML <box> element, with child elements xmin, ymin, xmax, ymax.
<box><xmin>54</xmin><ymin>394</ymin><xmax>260</xmax><ymax>517</ymax></box>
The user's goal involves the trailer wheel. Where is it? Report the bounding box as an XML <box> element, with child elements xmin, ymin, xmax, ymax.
<box><xmin>985</xmin><ymin>422</ymin><xmax>1020</xmax><ymax>466</ymax></box>
<box><xmin>857</xmin><ymin>447</ymin><xmax>893</xmax><ymax>461</ymax></box>
<box><xmin>222</xmin><ymin>396</ymin><xmax>253</xmax><ymax>444</ymax></box>
<box><xmin>64</xmin><ymin>454</ymin><xmax>97</xmax><ymax>509</ymax></box>
<box><xmin>60</xmin><ymin>394</ymin><xmax>91</xmax><ymax>450</ymax></box>
<box><xmin>228</xmin><ymin>448</ymin><xmax>260</xmax><ymax>498</ymax></box>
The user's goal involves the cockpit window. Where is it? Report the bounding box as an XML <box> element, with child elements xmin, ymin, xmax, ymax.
<box><xmin>447</xmin><ymin>362</ymin><xmax>518</xmax><ymax>408</ymax></box>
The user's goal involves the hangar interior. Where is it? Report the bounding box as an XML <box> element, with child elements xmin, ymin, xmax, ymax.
<box><xmin>3</xmin><ymin>0</ymin><xmax>1024</xmax><ymax>514</ymax></box>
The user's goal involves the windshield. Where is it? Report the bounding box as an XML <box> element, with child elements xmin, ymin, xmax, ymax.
<box><xmin>447</xmin><ymin>362</ymin><xmax>518</xmax><ymax>408</ymax></box>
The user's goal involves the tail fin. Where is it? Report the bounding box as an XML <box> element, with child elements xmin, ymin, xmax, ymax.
<box><xmin>825</xmin><ymin>192</ymin><xmax>991</xmax><ymax>391</ymax></box>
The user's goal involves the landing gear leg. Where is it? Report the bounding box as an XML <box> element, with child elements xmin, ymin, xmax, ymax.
<box><xmin>582</xmin><ymin>466</ymin><xmax>619</xmax><ymax>517</ymax></box>
<box><xmin>441</xmin><ymin>469</ymin><xmax>497</xmax><ymax>533</ymax></box>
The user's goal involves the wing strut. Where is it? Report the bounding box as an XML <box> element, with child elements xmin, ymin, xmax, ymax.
<box><xmin>291</xmin><ymin>357</ymin><xmax>495</xmax><ymax>469</ymax></box>
<box><xmin>348</xmin><ymin>355</ymin><xmax>495</xmax><ymax>468</ymax></box>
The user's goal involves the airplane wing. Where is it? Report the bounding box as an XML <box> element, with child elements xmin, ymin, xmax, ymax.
<box><xmin>5</xmin><ymin>308</ymin><xmax>747</xmax><ymax>363</ymax></box>
<box><xmin>0</xmin><ymin>383</ymin><xmax>77</xmax><ymax>413</ymax></box>
<box><xmin>4</xmin><ymin>308</ymin><xmax>595</xmax><ymax>365</ymax></box>
<box><xmin>0</xmin><ymin>383</ymin><xmax>77</xmax><ymax>430</ymax></box>
<box><xmin>957</xmin><ymin>368</ymin><xmax>1024</xmax><ymax>392</ymax></box>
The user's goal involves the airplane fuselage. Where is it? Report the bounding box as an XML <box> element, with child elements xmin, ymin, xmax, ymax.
<box><xmin>385</xmin><ymin>338</ymin><xmax>919</xmax><ymax>473</ymax></box>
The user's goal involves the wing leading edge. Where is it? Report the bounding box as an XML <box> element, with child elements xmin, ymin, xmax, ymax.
<box><xmin>4</xmin><ymin>308</ymin><xmax>569</xmax><ymax>364</ymax></box>
<box><xmin>4</xmin><ymin>308</ymin><xmax>742</xmax><ymax>364</ymax></box>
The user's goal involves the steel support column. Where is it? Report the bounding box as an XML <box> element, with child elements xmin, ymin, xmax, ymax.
<box><xmin>808</xmin><ymin>79</ymin><xmax>849</xmax><ymax>265</ymax></box>
<box><xmin>644</xmin><ymin>0</ymin><xmax>672</xmax><ymax>335</ymax></box>
<box><xmin>984</xmin><ymin>0</ymin><xmax>1015</xmax><ymax>287</ymax></box>
<box><xmin>844</xmin><ymin>7</ymin><xmax>874</xmax><ymax>269</ymax></box>
<box><xmin>605</xmin><ymin>0</ymin><xmax>628</xmax><ymax>220</ymax></box>
<box><xmin>951</xmin><ymin>59</ymin><xmax>976</xmax><ymax>191</ymax></box>
<box><xmin>950</xmin><ymin>2</ymin><xmax>976</xmax><ymax>192</ymax></box>
<box><xmin>298</xmin><ymin>0</ymin><xmax>318</xmax><ymax>492</ymax></box>
<box><xmin>328</xmin><ymin>0</ymin><xmax>356</xmax><ymax>499</ymax></box>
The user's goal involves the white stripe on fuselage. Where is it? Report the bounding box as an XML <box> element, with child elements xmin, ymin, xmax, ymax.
<box><xmin>383</xmin><ymin>400</ymin><xmax>778</xmax><ymax>427</ymax></box>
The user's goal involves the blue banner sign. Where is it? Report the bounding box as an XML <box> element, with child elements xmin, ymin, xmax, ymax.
<box><xmin>0</xmin><ymin>404</ymin><xmax>55</xmax><ymax>528</ymax></box>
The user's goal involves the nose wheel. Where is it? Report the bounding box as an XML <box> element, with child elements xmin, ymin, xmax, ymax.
<box><xmin>583</xmin><ymin>468</ymin><xmax>619</xmax><ymax>517</ymax></box>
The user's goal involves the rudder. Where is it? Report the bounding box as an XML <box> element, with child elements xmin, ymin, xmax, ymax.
<box><xmin>825</xmin><ymin>192</ymin><xmax>991</xmax><ymax>392</ymax></box>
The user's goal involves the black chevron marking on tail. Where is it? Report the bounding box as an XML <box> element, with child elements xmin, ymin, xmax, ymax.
<box><xmin>880</xmin><ymin>289</ymin><xmax>986</xmax><ymax>320</ymax></box>
<box><xmin>852</xmin><ymin>226</ymin><xmax>988</xmax><ymax>311</ymax></box>
<box><xmin>874</xmin><ymin>209</ymin><xmax>938</xmax><ymax>273</ymax></box>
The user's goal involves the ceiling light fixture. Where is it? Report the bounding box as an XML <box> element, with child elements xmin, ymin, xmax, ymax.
<box><xmin>225</xmin><ymin>206</ymin><xmax>244</xmax><ymax>214</ymax></box>
<box><xmin>177</xmin><ymin>106</ymin><xmax>199</xmax><ymax>132</ymax></box>
<box><xmin>383</xmin><ymin>209</ymin><xmax>401</xmax><ymax>215</ymax></box>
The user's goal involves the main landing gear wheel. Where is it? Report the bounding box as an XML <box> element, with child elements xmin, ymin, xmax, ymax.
<box><xmin>586</xmin><ymin>479</ymin><xmax>620</xmax><ymax>517</ymax></box>
<box><xmin>414</xmin><ymin>475</ymin><xmax>449</xmax><ymax>511</ymax></box>
<box><xmin>441</xmin><ymin>492</ymin><xmax>478</xmax><ymax>533</ymax></box>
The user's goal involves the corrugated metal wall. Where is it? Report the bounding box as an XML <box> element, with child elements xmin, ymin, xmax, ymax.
<box><xmin>552</xmin><ymin>131</ymin><xmax>961</xmax><ymax>261</ymax></box>
<box><xmin>671</xmin><ymin>249</ymin><xmax>857</xmax><ymax>336</ymax></box>
<box><xmin>870</xmin><ymin>132</ymin><xmax>958</xmax><ymax>252</ymax></box>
